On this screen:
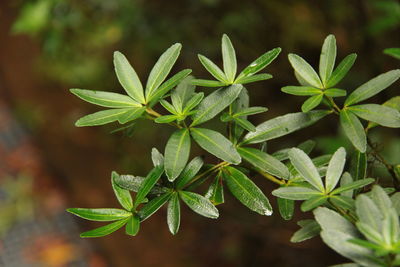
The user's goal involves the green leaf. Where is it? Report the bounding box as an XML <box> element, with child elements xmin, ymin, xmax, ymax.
<box><xmin>151</xmin><ymin>147</ymin><xmax>164</xmax><ymax>167</ymax></box>
<box><xmin>288</xmin><ymin>54</ymin><xmax>323</xmax><ymax>88</ymax></box>
<box><xmin>234</xmin><ymin>73</ymin><xmax>272</xmax><ymax>85</ymax></box>
<box><xmin>331</xmin><ymin>178</ymin><xmax>374</xmax><ymax>195</ymax></box>
<box><xmin>355</xmin><ymin>195</ymin><xmax>382</xmax><ymax>232</ymax></box>
<box><xmin>205</xmin><ymin>173</ymin><xmax>224</xmax><ymax>205</ymax></box>
<box><xmin>113</xmin><ymin>51</ymin><xmax>145</xmax><ymax>103</ymax></box>
<box><xmin>344</xmin><ymin>69</ymin><xmax>400</xmax><ymax>106</ymax></box>
<box><xmin>80</xmin><ymin>218</ymin><xmax>129</xmax><ymax>238</ymax></box>
<box><xmin>324</xmin><ymin>88</ymin><xmax>347</xmax><ymax>97</ymax></box>
<box><xmin>326</xmin><ymin>54</ymin><xmax>357</xmax><ymax>88</ymax></box>
<box><xmin>356</xmin><ymin>222</ymin><xmax>383</xmax><ymax>245</ymax></box>
<box><xmin>384</xmin><ymin>48</ymin><xmax>400</xmax><ymax>60</ymax></box>
<box><xmin>242</xmin><ymin>110</ymin><xmax>329</xmax><ymax>144</ymax></box>
<box><xmin>289</xmin><ymin>148</ymin><xmax>324</xmax><ymax>191</ymax></box>
<box><xmin>125</xmin><ymin>215</ymin><xmax>140</xmax><ymax>236</ymax></box>
<box><xmin>272</xmin><ymin>186</ymin><xmax>322</xmax><ymax>200</ymax></box>
<box><xmin>348</xmin><ymin>104</ymin><xmax>400</xmax><ymax>128</ymax></box>
<box><xmin>111</xmin><ymin>172</ymin><xmax>133</xmax><ymax>211</ymax></box>
<box><xmin>314</xmin><ymin>207</ymin><xmax>357</xmax><ymax>235</ymax></box>
<box><xmin>281</xmin><ymin>86</ymin><xmax>321</xmax><ymax>96</ymax></box>
<box><xmin>236</xmin><ymin>47</ymin><xmax>281</xmax><ymax>79</ymax></box>
<box><xmin>325</xmin><ymin>147</ymin><xmax>346</xmax><ymax>193</ymax></box>
<box><xmin>301</xmin><ymin>195</ymin><xmax>328</xmax><ymax>212</ymax></box>
<box><xmin>171</xmin><ymin>76</ymin><xmax>195</xmax><ymax>112</ymax></box>
<box><xmin>138</xmin><ymin>193</ymin><xmax>172</xmax><ymax>221</ymax></box>
<box><xmin>301</xmin><ymin>94</ymin><xmax>323</xmax><ymax>112</ymax></box>
<box><xmin>319</xmin><ymin>34</ymin><xmax>337</xmax><ymax>86</ymax></box>
<box><xmin>238</xmin><ymin>147</ymin><xmax>289</xmax><ymax>179</ymax></box>
<box><xmin>198</xmin><ymin>54</ymin><xmax>228</xmax><ymax>83</ymax></box>
<box><xmin>183</xmin><ymin>92</ymin><xmax>204</xmax><ymax>113</ymax></box>
<box><xmin>233</xmin><ymin>117</ymin><xmax>256</xmax><ymax>132</ymax></box>
<box><xmin>155</xmin><ymin>115</ymin><xmax>179</xmax><ymax>123</ymax></box>
<box><xmin>70</xmin><ymin>89</ymin><xmax>141</xmax><ymax>108</ymax></box>
<box><xmin>75</xmin><ymin>109</ymin><xmax>131</xmax><ymax>127</ymax></box>
<box><xmin>67</xmin><ymin>208</ymin><xmax>131</xmax><ymax>221</ymax></box>
<box><xmin>223</xmin><ymin>166</ymin><xmax>272</xmax><ymax>215</ymax></box>
<box><xmin>117</xmin><ymin>106</ymin><xmax>146</xmax><ymax>124</ymax></box>
<box><xmin>191</xmin><ymin>128</ymin><xmax>241</xmax><ymax>164</ymax></box>
<box><xmin>175</xmin><ymin>156</ymin><xmax>204</xmax><ymax>189</ymax></box>
<box><xmin>165</xmin><ymin>128</ymin><xmax>191</xmax><ymax>181</ymax></box>
<box><xmin>350</xmin><ymin>152</ymin><xmax>367</xmax><ymax>181</ymax></box>
<box><xmin>330</xmin><ymin>195</ymin><xmax>355</xmax><ymax>210</ymax></box>
<box><xmin>340</xmin><ymin>109</ymin><xmax>366</xmax><ymax>152</ymax></box>
<box><xmin>340</xmin><ymin>172</ymin><xmax>354</xmax><ymax>198</ymax></box>
<box><xmin>221</xmin><ymin>34</ymin><xmax>237</xmax><ymax>82</ymax></box>
<box><xmin>233</xmin><ymin>107</ymin><xmax>268</xmax><ymax>117</ymax></box>
<box><xmin>160</xmin><ymin>100</ymin><xmax>177</xmax><ymax>114</ymax></box>
<box><xmin>191</xmin><ymin>79</ymin><xmax>226</xmax><ymax>87</ymax></box>
<box><xmin>145</xmin><ymin>43</ymin><xmax>182</xmax><ymax>100</ymax></box>
<box><xmin>191</xmin><ymin>84</ymin><xmax>243</xmax><ymax>126</ymax></box>
<box><xmin>167</xmin><ymin>193</ymin><xmax>181</xmax><ymax>235</ymax></box>
<box><xmin>391</xmin><ymin>192</ymin><xmax>400</xmax><ymax>215</ymax></box>
<box><xmin>113</xmin><ymin>174</ymin><xmax>168</xmax><ymax>195</ymax></box>
<box><xmin>179</xmin><ymin>191</ymin><xmax>219</xmax><ymax>219</ymax></box>
<box><xmin>368</xmin><ymin>96</ymin><xmax>400</xmax><ymax>129</ymax></box>
<box><xmin>370</xmin><ymin>185</ymin><xmax>393</xmax><ymax>217</ymax></box>
<box><xmin>297</xmin><ymin>139</ymin><xmax>317</xmax><ymax>154</ymax></box>
<box><xmin>277</xmin><ymin>197</ymin><xmax>294</xmax><ymax>220</ymax></box>
<box><xmin>291</xmin><ymin>219</ymin><xmax>321</xmax><ymax>243</ymax></box>
<box><xmin>134</xmin><ymin>165</ymin><xmax>164</xmax><ymax>209</ymax></box>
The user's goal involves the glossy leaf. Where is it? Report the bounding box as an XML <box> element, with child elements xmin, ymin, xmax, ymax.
<box><xmin>75</xmin><ymin>109</ymin><xmax>130</xmax><ymax>127</ymax></box>
<box><xmin>221</xmin><ymin>34</ymin><xmax>237</xmax><ymax>82</ymax></box>
<box><xmin>205</xmin><ymin>173</ymin><xmax>224</xmax><ymax>205</ymax></box>
<box><xmin>111</xmin><ymin>172</ymin><xmax>133</xmax><ymax>211</ymax></box>
<box><xmin>237</xmin><ymin>47</ymin><xmax>281</xmax><ymax>79</ymax></box>
<box><xmin>70</xmin><ymin>89</ymin><xmax>141</xmax><ymax>108</ymax></box>
<box><xmin>326</xmin><ymin>54</ymin><xmax>357</xmax><ymax>88</ymax></box>
<box><xmin>277</xmin><ymin>197</ymin><xmax>294</xmax><ymax>220</ymax></box>
<box><xmin>67</xmin><ymin>208</ymin><xmax>131</xmax><ymax>221</ymax></box>
<box><xmin>301</xmin><ymin>94</ymin><xmax>323</xmax><ymax>112</ymax></box>
<box><xmin>319</xmin><ymin>34</ymin><xmax>337</xmax><ymax>86</ymax></box>
<box><xmin>288</xmin><ymin>54</ymin><xmax>323</xmax><ymax>88</ymax></box>
<box><xmin>175</xmin><ymin>156</ymin><xmax>204</xmax><ymax>189</ymax></box>
<box><xmin>80</xmin><ymin>218</ymin><xmax>129</xmax><ymax>238</ymax></box>
<box><xmin>151</xmin><ymin>148</ymin><xmax>164</xmax><ymax>167</ymax></box>
<box><xmin>234</xmin><ymin>73</ymin><xmax>272</xmax><ymax>85</ymax></box>
<box><xmin>167</xmin><ymin>193</ymin><xmax>181</xmax><ymax>235</ymax></box>
<box><xmin>165</xmin><ymin>128</ymin><xmax>191</xmax><ymax>181</ymax></box>
<box><xmin>281</xmin><ymin>86</ymin><xmax>321</xmax><ymax>96</ymax></box>
<box><xmin>223</xmin><ymin>166</ymin><xmax>272</xmax><ymax>215</ymax></box>
<box><xmin>134</xmin><ymin>165</ymin><xmax>164</xmax><ymax>209</ymax></box>
<box><xmin>340</xmin><ymin>109</ymin><xmax>366</xmax><ymax>152</ymax></box>
<box><xmin>198</xmin><ymin>54</ymin><xmax>228</xmax><ymax>83</ymax></box>
<box><xmin>348</xmin><ymin>104</ymin><xmax>400</xmax><ymax>128</ymax></box>
<box><xmin>113</xmin><ymin>174</ymin><xmax>168</xmax><ymax>195</ymax></box>
<box><xmin>272</xmin><ymin>186</ymin><xmax>322</xmax><ymax>200</ymax></box>
<box><xmin>138</xmin><ymin>193</ymin><xmax>172</xmax><ymax>221</ymax></box>
<box><xmin>125</xmin><ymin>215</ymin><xmax>140</xmax><ymax>236</ymax></box>
<box><xmin>325</xmin><ymin>147</ymin><xmax>346</xmax><ymax>192</ymax></box>
<box><xmin>179</xmin><ymin>191</ymin><xmax>219</xmax><ymax>219</ymax></box>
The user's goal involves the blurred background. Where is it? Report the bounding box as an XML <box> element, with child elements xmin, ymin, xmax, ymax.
<box><xmin>0</xmin><ymin>0</ymin><xmax>399</xmax><ymax>266</ymax></box>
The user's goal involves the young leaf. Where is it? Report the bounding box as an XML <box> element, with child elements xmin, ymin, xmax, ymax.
<box><xmin>234</xmin><ymin>73</ymin><xmax>272</xmax><ymax>85</ymax></box>
<box><xmin>324</xmin><ymin>88</ymin><xmax>347</xmax><ymax>97</ymax></box>
<box><xmin>117</xmin><ymin>106</ymin><xmax>146</xmax><ymax>124</ymax></box>
<box><xmin>325</xmin><ymin>147</ymin><xmax>346</xmax><ymax>192</ymax></box>
<box><xmin>67</xmin><ymin>208</ymin><xmax>132</xmax><ymax>221</ymax></box>
<box><xmin>113</xmin><ymin>51</ymin><xmax>145</xmax><ymax>103</ymax></box>
<box><xmin>281</xmin><ymin>86</ymin><xmax>321</xmax><ymax>96</ymax></box>
<box><xmin>326</xmin><ymin>54</ymin><xmax>357</xmax><ymax>88</ymax></box>
<box><xmin>138</xmin><ymin>193</ymin><xmax>172</xmax><ymax>221</ymax></box>
<box><xmin>272</xmin><ymin>186</ymin><xmax>323</xmax><ymax>200</ymax></box>
<box><xmin>160</xmin><ymin>100</ymin><xmax>177</xmax><ymax>114</ymax></box>
<box><xmin>155</xmin><ymin>115</ymin><xmax>179</xmax><ymax>123</ymax></box>
<box><xmin>80</xmin><ymin>218</ymin><xmax>129</xmax><ymax>238</ymax></box>
<box><xmin>384</xmin><ymin>48</ymin><xmax>400</xmax><ymax>60</ymax></box>
<box><xmin>288</xmin><ymin>54</ymin><xmax>323</xmax><ymax>88</ymax></box>
<box><xmin>350</xmin><ymin>151</ymin><xmax>367</xmax><ymax>181</ymax></box>
<box><xmin>134</xmin><ymin>165</ymin><xmax>164</xmax><ymax>209</ymax></box>
<box><xmin>236</xmin><ymin>47</ymin><xmax>281</xmax><ymax>79</ymax></box>
<box><xmin>237</xmin><ymin>147</ymin><xmax>290</xmax><ymax>179</ymax></box>
<box><xmin>171</xmin><ymin>76</ymin><xmax>195</xmax><ymax>112</ymax></box>
<box><xmin>125</xmin><ymin>215</ymin><xmax>140</xmax><ymax>236</ymax></box>
<box><xmin>344</xmin><ymin>69</ymin><xmax>400</xmax><ymax>106</ymax></box>
<box><xmin>179</xmin><ymin>191</ymin><xmax>219</xmax><ymax>219</ymax></box>
<box><xmin>113</xmin><ymin>175</ymin><xmax>168</xmax><ymax>194</ymax></box>
<box><xmin>111</xmin><ymin>172</ymin><xmax>133</xmax><ymax>211</ymax></box>
<box><xmin>145</xmin><ymin>43</ymin><xmax>182</xmax><ymax>99</ymax></box>
<box><xmin>221</xmin><ymin>34</ymin><xmax>237</xmax><ymax>82</ymax></box>
<box><xmin>191</xmin><ymin>128</ymin><xmax>241</xmax><ymax>164</ymax></box>
<box><xmin>191</xmin><ymin>84</ymin><xmax>243</xmax><ymax>126</ymax></box>
<box><xmin>340</xmin><ymin>172</ymin><xmax>354</xmax><ymax>198</ymax></box>
<box><xmin>347</xmin><ymin>104</ymin><xmax>400</xmax><ymax>128</ymax></box>
<box><xmin>175</xmin><ymin>156</ymin><xmax>204</xmax><ymax>189</ymax></box>
<box><xmin>319</xmin><ymin>34</ymin><xmax>337</xmax><ymax>86</ymax></box>
<box><xmin>340</xmin><ymin>109</ymin><xmax>366</xmax><ymax>152</ymax></box>
<box><xmin>223</xmin><ymin>166</ymin><xmax>272</xmax><ymax>215</ymax></box>
<box><xmin>167</xmin><ymin>193</ymin><xmax>181</xmax><ymax>235</ymax></box>
<box><xmin>151</xmin><ymin>147</ymin><xmax>164</xmax><ymax>167</ymax></box>
<box><xmin>70</xmin><ymin>89</ymin><xmax>142</xmax><ymax>108</ymax></box>
<box><xmin>290</xmin><ymin>219</ymin><xmax>321</xmax><ymax>243</ymax></box>
<box><xmin>205</xmin><ymin>173</ymin><xmax>224</xmax><ymax>205</ymax></box>
<box><xmin>331</xmin><ymin>178</ymin><xmax>374</xmax><ymax>195</ymax></box>
<box><xmin>297</xmin><ymin>139</ymin><xmax>317</xmax><ymax>154</ymax></box>
<box><xmin>277</xmin><ymin>197</ymin><xmax>294</xmax><ymax>220</ymax></box>
<box><xmin>198</xmin><ymin>54</ymin><xmax>228</xmax><ymax>83</ymax></box>
<box><xmin>75</xmin><ymin>109</ymin><xmax>130</xmax><ymax>127</ymax></box>
<box><xmin>191</xmin><ymin>79</ymin><xmax>226</xmax><ymax>87</ymax></box>
<box><xmin>165</xmin><ymin>128</ymin><xmax>191</xmax><ymax>181</ymax></box>
<box><xmin>289</xmin><ymin>148</ymin><xmax>324</xmax><ymax>192</ymax></box>
<box><xmin>301</xmin><ymin>195</ymin><xmax>328</xmax><ymax>212</ymax></box>
<box><xmin>242</xmin><ymin>110</ymin><xmax>330</xmax><ymax>144</ymax></box>
<box><xmin>301</xmin><ymin>94</ymin><xmax>323</xmax><ymax>112</ymax></box>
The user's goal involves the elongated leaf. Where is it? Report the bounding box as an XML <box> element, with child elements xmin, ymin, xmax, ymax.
<box><xmin>165</xmin><ymin>128</ymin><xmax>191</xmax><ymax>181</ymax></box>
<box><xmin>160</xmin><ymin>100</ymin><xmax>177</xmax><ymax>114</ymax></box>
<box><xmin>289</xmin><ymin>148</ymin><xmax>324</xmax><ymax>191</ymax></box>
<box><xmin>171</xmin><ymin>76</ymin><xmax>195</xmax><ymax>112</ymax></box>
<box><xmin>344</xmin><ymin>69</ymin><xmax>400</xmax><ymax>106</ymax></box>
<box><xmin>183</xmin><ymin>92</ymin><xmax>204</xmax><ymax>113</ymax></box>
<box><xmin>155</xmin><ymin>115</ymin><xmax>179</xmax><ymax>123</ymax></box>
<box><xmin>314</xmin><ymin>207</ymin><xmax>357</xmax><ymax>235</ymax></box>
<box><xmin>138</xmin><ymin>193</ymin><xmax>171</xmax><ymax>221</ymax></box>
<box><xmin>175</xmin><ymin>156</ymin><xmax>204</xmax><ymax>189</ymax></box>
<box><xmin>340</xmin><ymin>109</ymin><xmax>366</xmax><ymax>152</ymax></box>
<box><xmin>67</xmin><ymin>208</ymin><xmax>131</xmax><ymax>221</ymax></box>
<box><xmin>234</xmin><ymin>73</ymin><xmax>272</xmax><ymax>85</ymax></box>
<box><xmin>324</xmin><ymin>88</ymin><xmax>347</xmax><ymax>97</ymax></box>
<box><xmin>113</xmin><ymin>174</ymin><xmax>168</xmax><ymax>194</ymax></box>
<box><xmin>281</xmin><ymin>86</ymin><xmax>321</xmax><ymax>96</ymax></box>
<box><xmin>191</xmin><ymin>84</ymin><xmax>243</xmax><ymax>126</ymax></box>
<box><xmin>325</xmin><ymin>147</ymin><xmax>346</xmax><ymax>192</ymax></box>
<box><xmin>191</xmin><ymin>128</ymin><xmax>241</xmax><ymax>164</ymax></box>
<box><xmin>291</xmin><ymin>219</ymin><xmax>321</xmax><ymax>243</ymax></box>
<box><xmin>348</xmin><ymin>104</ymin><xmax>400</xmax><ymax>128</ymax></box>
<box><xmin>331</xmin><ymin>178</ymin><xmax>374</xmax><ymax>195</ymax></box>
<box><xmin>301</xmin><ymin>195</ymin><xmax>328</xmax><ymax>212</ymax></box>
<box><xmin>179</xmin><ymin>191</ymin><xmax>219</xmax><ymax>219</ymax></box>
<box><xmin>191</xmin><ymin>79</ymin><xmax>226</xmax><ymax>87</ymax></box>
<box><xmin>326</xmin><ymin>54</ymin><xmax>357</xmax><ymax>88</ymax></box>
<box><xmin>242</xmin><ymin>110</ymin><xmax>329</xmax><ymax>144</ymax></box>
<box><xmin>384</xmin><ymin>48</ymin><xmax>400</xmax><ymax>60</ymax></box>
<box><xmin>205</xmin><ymin>173</ymin><xmax>224</xmax><ymax>205</ymax></box>
<box><xmin>370</xmin><ymin>185</ymin><xmax>392</xmax><ymax>217</ymax></box>
<box><xmin>330</xmin><ymin>195</ymin><xmax>355</xmax><ymax>210</ymax></box>
<box><xmin>134</xmin><ymin>165</ymin><xmax>164</xmax><ymax>208</ymax></box>
<box><xmin>223</xmin><ymin>166</ymin><xmax>272</xmax><ymax>215</ymax></box>
<box><xmin>234</xmin><ymin>106</ymin><xmax>268</xmax><ymax>117</ymax></box>
<box><xmin>368</xmin><ymin>96</ymin><xmax>400</xmax><ymax>129</ymax></box>
<box><xmin>71</xmin><ymin>89</ymin><xmax>141</xmax><ymax>108</ymax></box>
<box><xmin>111</xmin><ymin>172</ymin><xmax>133</xmax><ymax>211</ymax></box>
<box><xmin>113</xmin><ymin>51</ymin><xmax>145</xmax><ymax>103</ymax></box>
<box><xmin>301</xmin><ymin>94</ymin><xmax>323</xmax><ymax>112</ymax></box>
<box><xmin>75</xmin><ymin>109</ymin><xmax>130</xmax><ymax>127</ymax></box>
<box><xmin>391</xmin><ymin>192</ymin><xmax>400</xmax><ymax>215</ymax></box>
<box><xmin>167</xmin><ymin>193</ymin><xmax>181</xmax><ymax>235</ymax></box>
<box><xmin>117</xmin><ymin>106</ymin><xmax>146</xmax><ymax>124</ymax></box>
<box><xmin>288</xmin><ymin>54</ymin><xmax>323</xmax><ymax>88</ymax></box>
<box><xmin>319</xmin><ymin>34</ymin><xmax>337</xmax><ymax>86</ymax></box>
<box><xmin>277</xmin><ymin>197</ymin><xmax>294</xmax><ymax>220</ymax></box>
<box><xmin>233</xmin><ymin>117</ymin><xmax>256</xmax><ymax>132</ymax></box>
<box><xmin>236</xmin><ymin>47</ymin><xmax>281</xmax><ymax>79</ymax></box>
<box><xmin>145</xmin><ymin>43</ymin><xmax>182</xmax><ymax>99</ymax></box>
<box><xmin>356</xmin><ymin>222</ymin><xmax>383</xmax><ymax>245</ymax></box>
<box><xmin>355</xmin><ymin>195</ymin><xmax>382</xmax><ymax>232</ymax></box>
<box><xmin>340</xmin><ymin>172</ymin><xmax>354</xmax><ymax>198</ymax></box>
<box><xmin>238</xmin><ymin>147</ymin><xmax>289</xmax><ymax>179</ymax></box>
<box><xmin>125</xmin><ymin>215</ymin><xmax>140</xmax><ymax>236</ymax></box>
<box><xmin>350</xmin><ymin>152</ymin><xmax>367</xmax><ymax>181</ymax></box>
<box><xmin>80</xmin><ymin>218</ymin><xmax>129</xmax><ymax>238</ymax></box>
<box><xmin>198</xmin><ymin>54</ymin><xmax>228</xmax><ymax>83</ymax></box>
<box><xmin>272</xmin><ymin>186</ymin><xmax>322</xmax><ymax>200</ymax></box>
<box><xmin>222</xmin><ymin>34</ymin><xmax>237</xmax><ymax>82</ymax></box>
<box><xmin>151</xmin><ymin>147</ymin><xmax>164</xmax><ymax>166</ymax></box>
